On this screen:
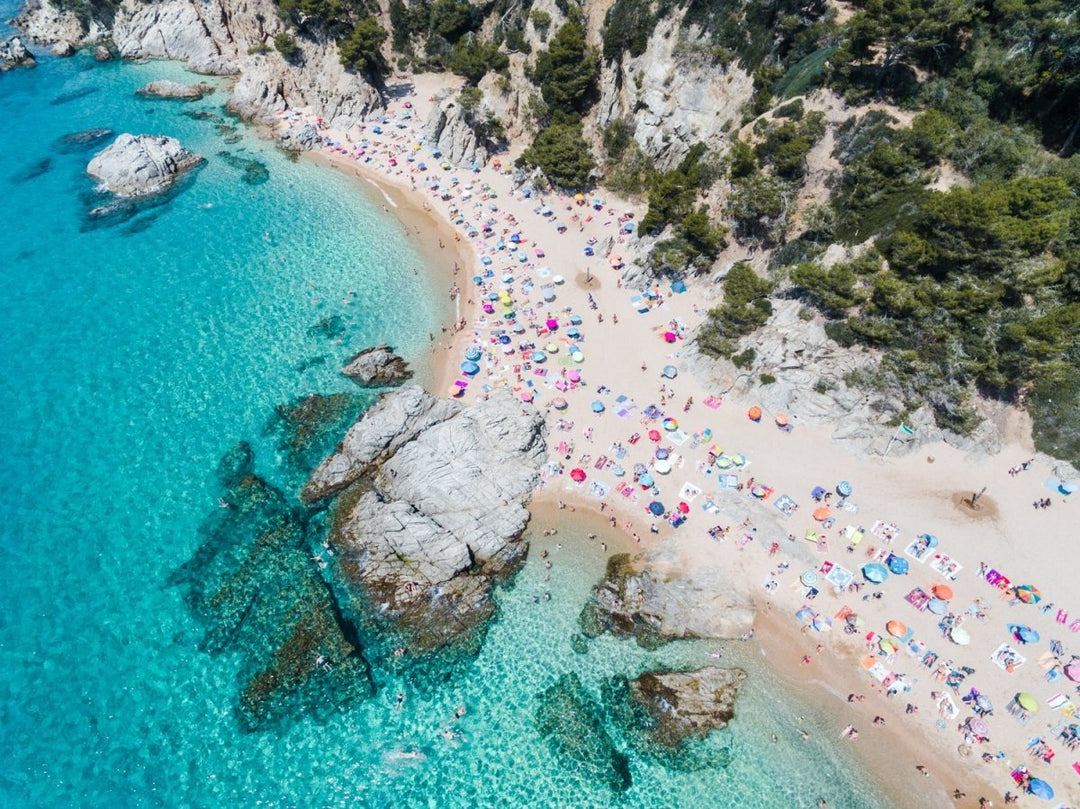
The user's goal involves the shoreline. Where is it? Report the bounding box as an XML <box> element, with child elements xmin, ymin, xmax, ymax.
<box><xmin>289</xmin><ymin>75</ymin><xmax>1078</xmax><ymax>808</ymax></box>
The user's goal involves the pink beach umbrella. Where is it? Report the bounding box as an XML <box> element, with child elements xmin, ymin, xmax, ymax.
<box><xmin>663</xmin><ymin>332</ymin><xmax>677</xmax><ymax>343</ymax></box>
<box><xmin>568</xmin><ymin>370</ymin><xmax>581</xmax><ymax>383</ymax></box>
<box><xmin>546</xmin><ymin>318</ymin><xmax>559</xmax><ymax>330</ymax></box>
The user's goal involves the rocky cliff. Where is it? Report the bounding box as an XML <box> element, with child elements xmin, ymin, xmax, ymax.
<box><xmin>13</xmin><ymin>0</ymin><xmax>382</xmax><ymax>128</ymax></box>
<box><xmin>0</xmin><ymin>35</ymin><xmax>35</xmax><ymax>70</ymax></box>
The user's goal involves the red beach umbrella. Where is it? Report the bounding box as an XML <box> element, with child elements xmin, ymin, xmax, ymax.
<box><xmin>570</xmin><ymin>468</ymin><xmax>586</xmax><ymax>483</ymax></box>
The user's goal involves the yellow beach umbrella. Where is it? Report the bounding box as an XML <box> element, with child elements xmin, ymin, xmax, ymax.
<box><xmin>1017</xmin><ymin>693</ymin><xmax>1039</xmax><ymax>712</ymax></box>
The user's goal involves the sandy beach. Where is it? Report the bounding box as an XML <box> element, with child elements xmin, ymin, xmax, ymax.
<box><xmin>294</xmin><ymin>72</ymin><xmax>1080</xmax><ymax>809</ymax></box>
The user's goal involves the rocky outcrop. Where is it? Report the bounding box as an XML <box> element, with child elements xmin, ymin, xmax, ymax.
<box><xmin>136</xmin><ymin>79</ymin><xmax>212</xmax><ymax>100</ymax></box>
<box><xmin>423</xmin><ymin>93</ymin><xmax>488</xmax><ymax>168</ymax></box>
<box><xmin>109</xmin><ymin>0</ymin><xmax>237</xmax><ymax>74</ymax></box>
<box><xmin>595</xmin><ymin>13</ymin><xmax>753</xmax><ymax>171</ymax></box>
<box><xmin>11</xmin><ymin>0</ymin><xmax>109</xmax><ymax>45</ymax></box>
<box><xmin>319</xmin><ymin>388</ymin><xmax>546</xmax><ymax>651</ymax></box>
<box><xmin>50</xmin><ymin>39</ymin><xmax>75</xmax><ymax>56</ymax></box>
<box><xmin>278</xmin><ymin>120</ymin><xmax>320</xmax><ymax>153</ymax></box>
<box><xmin>0</xmin><ymin>36</ymin><xmax>36</xmax><ymax>70</ymax></box>
<box><xmin>581</xmin><ymin>551</ymin><xmax>755</xmax><ymax>647</ymax></box>
<box><xmin>302</xmin><ymin>385</ymin><xmax>462</xmax><ymax>503</ymax></box>
<box><xmin>93</xmin><ymin>44</ymin><xmax>112</xmax><ymax>61</ymax></box>
<box><xmin>87</xmin><ymin>133</ymin><xmax>203</xmax><ymax>197</ymax></box>
<box><xmin>627</xmin><ymin>667</ymin><xmax>746</xmax><ymax>747</ymax></box>
<box><xmin>341</xmin><ymin>344</ymin><xmax>413</xmax><ymax>388</ymax></box>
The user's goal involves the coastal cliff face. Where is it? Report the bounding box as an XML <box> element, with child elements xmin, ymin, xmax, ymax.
<box><xmin>14</xmin><ymin>0</ymin><xmax>382</xmax><ymax>128</ymax></box>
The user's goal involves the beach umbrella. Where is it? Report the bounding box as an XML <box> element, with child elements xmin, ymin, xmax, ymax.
<box><xmin>633</xmin><ymin>463</ymin><xmax>648</xmax><ymax>475</ymax></box>
<box><xmin>591</xmin><ymin>400</ymin><xmax>605</xmax><ymax>413</ymax></box>
<box><xmin>1012</xmin><ymin>625</ymin><xmax>1040</xmax><ymax>645</ymax></box>
<box><xmin>862</xmin><ymin>563</ymin><xmax>889</xmax><ymax>583</ymax></box>
<box><xmin>552</xmin><ymin>274</ymin><xmax>565</xmax><ymax>285</ymax></box>
<box><xmin>663</xmin><ymin>418</ymin><xmax>678</xmax><ymax>431</ymax></box>
<box><xmin>465</xmin><ymin>347</ymin><xmax>482</xmax><ymax>361</ymax></box>
<box><xmin>1017</xmin><ymin>692</ymin><xmax>1039</xmax><ymax>712</ymax></box>
<box><xmin>639</xmin><ymin>473</ymin><xmax>654</xmax><ymax>488</ymax></box>
<box><xmin>571</xmin><ymin>351</ymin><xmax>584</xmax><ymax>363</ymax></box>
<box><xmin>570</xmin><ymin>468</ymin><xmax>586</xmax><ymax>483</ymax></box>
<box><xmin>714</xmin><ymin>455</ymin><xmax>733</xmax><ymax>469</ymax></box>
<box><xmin>1027</xmin><ymin>778</ymin><xmax>1053</xmax><ymax>800</ymax></box>
<box><xmin>520</xmin><ymin>391</ymin><xmax>533</xmax><ymax>403</ymax></box>
<box><xmin>932</xmin><ymin>584</ymin><xmax>954</xmax><ymax>600</ymax></box>
<box><xmin>449</xmin><ymin>384</ymin><xmax>464</xmax><ymax>397</ymax></box>
<box><xmin>648</xmin><ymin>430</ymin><xmax>662</xmax><ymax>442</ymax></box>
<box><xmin>551</xmin><ymin>397</ymin><xmax>567</xmax><ymax>410</ymax></box>
<box><xmin>887</xmin><ymin>556</ymin><xmax>910</xmax><ymax>575</ymax></box>
<box><xmin>879</xmin><ymin>638</ymin><xmax>899</xmax><ymax>654</ymax></box>
<box><xmin>532</xmin><ymin>351</ymin><xmax>547</xmax><ymax>363</ymax></box>
<box><xmin>663</xmin><ymin>331</ymin><xmax>678</xmax><ymax>343</ymax></box>
<box><xmin>654</xmin><ymin>459</ymin><xmax>672</xmax><ymax>475</ymax></box>
<box><xmin>648</xmin><ymin>501</ymin><xmax>665</xmax><ymax>516</ymax></box>
<box><xmin>1065</xmin><ymin>662</ymin><xmax>1080</xmax><ymax>682</ymax></box>
<box><xmin>661</xmin><ymin>365</ymin><xmax>678</xmax><ymax>379</ymax></box>
<box><xmin>920</xmin><ymin>533</ymin><xmax>939</xmax><ymax>548</ymax></box>
<box><xmin>460</xmin><ymin>360</ymin><xmax>480</xmax><ymax>376</ymax></box>
<box><xmin>1015</xmin><ymin>584</ymin><xmax>1041</xmax><ymax>604</ymax></box>
<box><xmin>655</xmin><ymin>448</ymin><xmax>670</xmax><ymax>460</ymax></box>
<box><xmin>481</xmin><ymin>255</ymin><xmax>493</xmax><ymax>265</ymax></box>
<box><xmin>812</xmin><ymin>506</ymin><xmax>831</xmax><ymax>522</ymax></box>
<box><xmin>800</xmin><ymin>570</ymin><xmax>819</xmax><ymax>586</ymax></box>
<box><xmin>747</xmin><ymin>406</ymin><xmax>762</xmax><ymax>422</ymax></box>
<box><xmin>837</xmin><ymin>480</ymin><xmax>853</xmax><ymax>497</ymax></box>
<box><xmin>566</xmin><ymin>327</ymin><xmax>580</xmax><ymax>338</ymax></box>
<box><xmin>927</xmin><ymin>598</ymin><xmax>948</xmax><ymax>615</ymax></box>
<box><xmin>546</xmin><ymin>343</ymin><xmax>559</xmax><ymax>354</ymax></box>
<box><xmin>569</xmin><ymin>314</ymin><xmax>582</xmax><ymax>325</ymax></box>
<box><xmin>499</xmin><ymin>334</ymin><xmax>512</xmax><ymax>344</ymax></box>
<box><xmin>975</xmin><ymin>694</ymin><xmax>993</xmax><ymax>713</ymax></box>
<box><xmin>751</xmin><ymin>485</ymin><xmax>768</xmax><ymax>498</ymax></box>
<box><xmin>811</xmin><ymin>485</ymin><xmax>827</xmax><ymax>500</ymax></box>
<box><xmin>677</xmin><ymin>501</ymin><xmax>689</xmax><ymax>513</ymax></box>
<box><xmin>965</xmin><ymin>717</ymin><xmax>990</xmax><ymax>738</ymax></box>
<box><xmin>568</xmin><ymin>370</ymin><xmax>581</xmax><ymax>383</ymax></box>
<box><xmin>545</xmin><ymin>317</ymin><xmax>559</xmax><ymax>330</ymax></box>
<box><xmin>949</xmin><ymin>626</ymin><xmax>972</xmax><ymax>646</ymax></box>
<box><xmin>611</xmin><ymin>465</ymin><xmax>625</xmax><ymax>476</ymax></box>
<box><xmin>886</xmin><ymin>620</ymin><xmax>907</xmax><ymax>637</ymax></box>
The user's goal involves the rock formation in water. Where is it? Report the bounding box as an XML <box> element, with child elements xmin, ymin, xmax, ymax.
<box><xmin>50</xmin><ymin>39</ymin><xmax>74</xmax><ymax>56</ymax></box>
<box><xmin>535</xmin><ymin>673</ymin><xmax>632</xmax><ymax>793</ymax></box>
<box><xmin>341</xmin><ymin>344</ymin><xmax>413</xmax><ymax>388</ymax></box>
<box><xmin>310</xmin><ymin>386</ymin><xmax>546</xmax><ymax>652</ymax></box>
<box><xmin>87</xmin><ymin>133</ymin><xmax>203</xmax><ymax>197</ymax></box>
<box><xmin>625</xmin><ymin>667</ymin><xmax>746</xmax><ymax>746</ymax></box>
<box><xmin>168</xmin><ymin>441</ymin><xmax>373</xmax><ymax>731</ymax></box>
<box><xmin>0</xmin><ymin>36</ymin><xmax>36</xmax><ymax>70</ymax></box>
<box><xmin>136</xmin><ymin>79</ymin><xmax>212</xmax><ymax>100</ymax></box>
<box><xmin>580</xmin><ymin>552</ymin><xmax>755</xmax><ymax>648</ymax></box>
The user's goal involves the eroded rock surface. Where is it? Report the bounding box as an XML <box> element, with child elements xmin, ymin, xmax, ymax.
<box><xmin>341</xmin><ymin>344</ymin><xmax>413</xmax><ymax>388</ymax></box>
<box><xmin>1</xmin><ymin>36</ymin><xmax>36</xmax><ymax>70</ymax></box>
<box><xmin>87</xmin><ymin>133</ymin><xmax>203</xmax><ymax>197</ymax></box>
<box><xmin>627</xmin><ymin>667</ymin><xmax>746</xmax><ymax>746</ymax></box>
<box><xmin>136</xmin><ymin>79</ymin><xmax>212</xmax><ymax>100</ymax></box>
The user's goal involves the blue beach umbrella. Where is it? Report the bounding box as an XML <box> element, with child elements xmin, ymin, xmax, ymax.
<box><xmin>1027</xmin><ymin>778</ymin><xmax>1054</xmax><ymax>800</ymax></box>
<box><xmin>927</xmin><ymin>598</ymin><xmax>948</xmax><ymax>615</ymax></box>
<box><xmin>638</xmin><ymin>473</ymin><xmax>654</xmax><ymax>488</ymax></box>
<box><xmin>920</xmin><ymin>533</ymin><xmax>939</xmax><ymax>548</ymax></box>
<box><xmin>887</xmin><ymin>556</ymin><xmax>909</xmax><ymax>575</ymax></box>
<box><xmin>1011</xmin><ymin>625</ymin><xmax>1040</xmax><ymax>644</ymax></box>
<box><xmin>662</xmin><ymin>365</ymin><xmax>678</xmax><ymax>379</ymax></box>
<box><xmin>460</xmin><ymin>360</ymin><xmax>480</xmax><ymax>376</ymax></box>
<box><xmin>566</xmin><ymin>328</ymin><xmax>581</xmax><ymax>339</ymax></box>
<box><xmin>837</xmin><ymin>480</ymin><xmax>853</xmax><ymax>497</ymax></box>
<box><xmin>591</xmin><ymin>400</ymin><xmax>605</xmax><ymax>413</ymax></box>
<box><xmin>648</xmin><ymin>501</ymin><xmax>665</xmax><ymax>516</ymax></box>
<box><xmin>862</xmin><ymin>563</ymin><xmax>889</xmax><ymax>584</ymax></box>
<box><xmin>655</xmin><ymin>448</ymin><xmax>670</xmax><ymax>460</ymax></box>
<box><xmin>532</xmin><ymin>351</ymin><xmax>547</xmax><ymax>363</ymax></box>
<box><xmin>464</xmin><ymin>347</ymin><xmax>482</xmax><ymax>361</ymax></box>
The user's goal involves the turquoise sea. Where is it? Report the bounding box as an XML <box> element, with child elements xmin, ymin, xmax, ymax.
<box><xmin>0</xmin><ymin>14</ymin><xmax>897</xmax><ymax>807</ymax></box>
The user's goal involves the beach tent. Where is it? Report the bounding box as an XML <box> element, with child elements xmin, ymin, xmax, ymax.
<box><xmin>862</xmin><ymin>563</ymin><xmax>889</xmax><ymax>583</ymax></box>
<box><xmin>671</xmin><ymin>279</ymin><xmax>687</xmax><ymax>294</ymax></box>
<box><xmin>1027</xmin><ymin>778</ymin><xmax>1054</xmax><ymax>800</ymax></box>
<box><xmin>648</xmin><ymin>501</ymin><xmax>665</xmax><ymax>515</ymax></box>
<box><xmin>1065</xmin><ymin>662</ymin><xmax>1080</xmax><ymax>682</ymax></box>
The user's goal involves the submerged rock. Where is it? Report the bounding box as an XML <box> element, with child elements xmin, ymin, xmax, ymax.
<box><xmin>312</xmin><ymin>387</ymin><xmax>545</xmax><ymax>652</ymax></box>
<box><xmin>93</xmin><ymin>44</ymin><xmax>112</xmax><ymax>61</ymax></box>
<box><xmin>535</xmin><ymin>673</ymin><xmax>632</xmax><ymax>793</ymax></box>
<box><xmin>57</xmin><ymin>128</ymin><xmax>114</xmax><ymax>153</ymax></box>
<box><xmin>341</xmin><ymin>344</ymin><xmax>413</xmax><ymax>388</ymax></box>
<box><xmin>580</xmin><ymin>553</ymin><xmax>755</xmax><ymax>648</ymax></box>
<box><xmin>87</xmin><ymin>133</ymin><xmax>203</xmax><ymax>198</ymax></box>
<box><xmin>136</xmin><ymin>79</ymin><xmax>212</xmax><ymax>100</ymax></box>
<box><xmin>216</xmin><ymin>150</ymin><xmax>270</xmax><ymax>185</ymax></box>
<box><xmin>626</xmin><ymin>667</ymin><xmax>746</xmax><ymax>746</ymax></box>
<box><xmin>265</xmin><ymin>392</ymin><xmax>368</xmax><ymax>482</ymax></box>
<box><xmin>169</xmin><ymin>442</ymin><xmax>373</xmax><ymax>732</ymax></box>
<box><xmin>0</xmin><ymin>36</ymin><xmax>36</xmax><ymax>71</ymax></box>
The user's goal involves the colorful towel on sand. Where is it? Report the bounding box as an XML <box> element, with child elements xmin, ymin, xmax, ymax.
<box><xmin>826</xmin><ymin>565</ymin><xmax>854</xmax><ymax>589</ymax></box>
<box><xmin>990</xmin><ymin>642</ymin><xmax>1025</xmax><ymax>672</ymax></box>
<box><xmin>930</xmin><ymin>552</ymin><xmax>962</xmax><ymax>579</ymax></box>
<box><xmin>703</xmin><ymin>395</ymin><xmax>722</xmax><ymax>409</ymax></box>
<box><xmin>905</xmin><ymin>587</ymin><xmax>930</xmax><ymax>610</ymax></box>
<box><xmin>774</xmin><ymin>494</ymin><xmax>798</xmax><ymax>516</ymax></box>
<box><xmin>678</xmin><ymin>482</ymin><xmax>702</xmax><ymax>502</ymax></box>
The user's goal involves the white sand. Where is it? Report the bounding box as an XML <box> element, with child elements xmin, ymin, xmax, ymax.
<box><xmin>295</xmin><ymin>74</ymin><xmax>1080</xmax><ymax>809</ymax></box>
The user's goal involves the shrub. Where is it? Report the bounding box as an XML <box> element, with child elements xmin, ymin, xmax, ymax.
<box><xmin>521</xmin><ymin>123</ymin><xmax>596</xmax><ymax>188</ymax></box>
<box><xmin>338</xmin><ymin>17</ymin><xmax>387</xmax><ymax>73</ymax></box>
<box><xmin>273</xmin><ymin>32</ymin><xmax>299</xmax><ymax>59</ymax></box>
<box><xmin>533</xmin><ymin>21</ymin><xmax>600</xmax><ymax>114</ymax></box>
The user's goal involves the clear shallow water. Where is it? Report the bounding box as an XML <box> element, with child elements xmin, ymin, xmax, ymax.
<box><xmin>0</xmin><ymin>22</ymin><xmax>895</xmax><ymax>808</ymax></box>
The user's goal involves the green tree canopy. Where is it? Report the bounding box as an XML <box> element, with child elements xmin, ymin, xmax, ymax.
<box><xmin>533</xmin><ymin>21</ymin><xmax>600</xmax><ymax>114</ymax></box>
<box><xmin>522</xmin><ymin>123</ymin><xmax>596</xmax><ymax>188</ymax></box>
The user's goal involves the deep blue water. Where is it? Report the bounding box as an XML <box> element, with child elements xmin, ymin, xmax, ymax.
<box><xmin>0</xmin><ymin>17</ymin><xmax>898</xmax><ymax>808</ymax></box>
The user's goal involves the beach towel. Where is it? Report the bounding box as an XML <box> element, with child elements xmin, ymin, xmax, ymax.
<box><xmin>826</xmin><ymin>565</ymin><xmax>854</xmax><ymax>589</ymax></box>
<box><xmin>930</xmin><ymin>553</ymin><xmax>962</xmax><ymax>579</ymax></box>
<box><xmin>716</xmin><ymin>474</ymin><xmax>739</xmax><ymax>490</ymax></box>
<box><xmin>701</xmin><ymin>499</ymin><xmax>720</xmax><ymax>514</ymax></box>
<box><xmin>990</xmin><ymin>642</ymin><xmax>1025</xmax><ymax>672</ymax></box>
<box><xmin>836</xmin><ymin>605</ymin><xmax>854</xmax><ymax>621</ymax></box>
<box><xmin>845</xmin><ymin>525</ymin><xmax>864</xmax><ymax>545</ymax></box>
<box><xmin>588</xmin><ymin>481</ymin><xmax>609</xmax><ymax>499</ymax></box>
<box><xmin>775</xmin><ymin>494</ymin><xmax>798</xmax><ymax>516</ymax></box>
<box><xmin>678</xmin><ymin>482</ymin><xmax>702</xmax><ymax>502</ymax></box>
<box><xmin>703</xmin><ymin>395</ymin><xmax>722</xmax><ymax>409</ymax></box>
<box><xmin>905</xmin><ymin>587</ymin><xmax>930</xmax><ymax>610</ymax></box>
